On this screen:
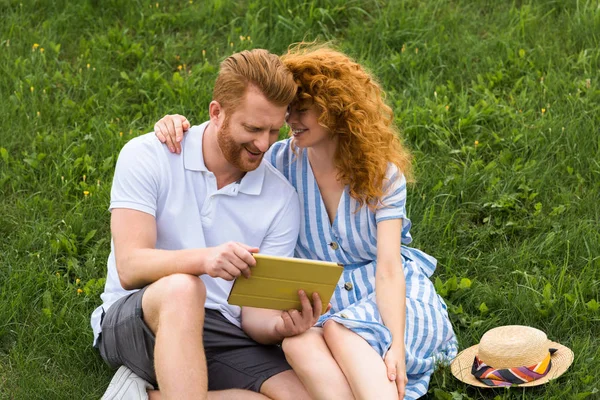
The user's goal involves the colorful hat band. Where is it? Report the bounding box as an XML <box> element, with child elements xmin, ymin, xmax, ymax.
<box><xmin>471</xmin><ymin>348</ymin><xmax>558</xmax><ymax>387</ymax></box>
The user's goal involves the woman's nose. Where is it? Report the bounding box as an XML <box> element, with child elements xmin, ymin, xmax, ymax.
<box><xmin>286</xmin><ymin>110</ymin><xmax>298</xmax><ymax>124</ymax></box>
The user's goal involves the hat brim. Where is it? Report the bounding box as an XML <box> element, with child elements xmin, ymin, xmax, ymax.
<box><xmin>450</xmin><ymin>340</ymin><xmax>574</xmax><ymax>388</ymax></box>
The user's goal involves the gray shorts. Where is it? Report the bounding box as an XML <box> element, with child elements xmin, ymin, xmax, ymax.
<box><xmin>97</xmin><ymin>287</ymin><xmax>292</xmax><ymax>392</ymax></box>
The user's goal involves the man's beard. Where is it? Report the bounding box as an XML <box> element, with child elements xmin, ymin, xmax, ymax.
<box><xmin>217</xmin><ymin>118</ymin><xmax>263</xmax><ymax>172</ymax></box>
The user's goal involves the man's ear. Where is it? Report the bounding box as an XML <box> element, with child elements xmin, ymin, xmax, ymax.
<box><xmin>209</xmin><ymin>101</ymin><xmax>224</xmax><ymax>129</ymax></box>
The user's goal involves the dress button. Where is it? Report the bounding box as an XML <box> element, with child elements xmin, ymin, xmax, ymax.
<box><xmin>344</xmin><ymin>282</ymin><xmax>353</xmax><ymax>291</ymax></box>
<box><xmin>340</xmin><ymin>313</ymin><xmax>349</xmax><ymax>319</ymax></box>
<box><xmin>329</xmin><ymin>241</ymin><xmax>339</xmax><ymax>250</ymax></box>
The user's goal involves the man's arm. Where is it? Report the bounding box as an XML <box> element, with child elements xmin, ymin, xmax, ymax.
<box><xmin>239</xmin><ymin>191</ymin><xmax>326</xmax><ymax>343</ymax></box>
<box><xmin>112</xmin><ymin>209</ymin><xmax>258</xmax><ymax>290</ymax></box>
<box><xmin>241</xmin><ymin>291</ymin><xmax>324</xmax><ymax>345</ymax></box>
<box><xmin>110</xmin><ymin>136</ymin><xmax>258</xmax><ymax>289</ymax></box>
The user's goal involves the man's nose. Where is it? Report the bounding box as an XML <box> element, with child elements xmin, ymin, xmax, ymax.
<box><xmin>255</xmin><ymin>131</ymin><xmax>270</xmax><ymax>153</ymax></box>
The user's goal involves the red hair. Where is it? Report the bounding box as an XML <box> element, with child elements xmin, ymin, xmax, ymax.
<box><xmin>214</xmin><ymin>49</ymin><xmax>297</xmax><ymax>112</ymax></box>
<box><xmin>282</xmin><ymin>45</ymin><xmax>413</xmax><ymax>209</ymax></box>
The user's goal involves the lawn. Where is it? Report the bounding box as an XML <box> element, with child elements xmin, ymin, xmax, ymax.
<box><xmin>0</xmin><ymin>0</ymin><xmax>598</xmax><ymax>398</ymax></box>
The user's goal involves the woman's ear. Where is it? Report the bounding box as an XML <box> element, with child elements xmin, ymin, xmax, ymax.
<box><xmin>209</xmin><ymin>100</ymin><xmax>224</xmax><ymax>129</ymax></box>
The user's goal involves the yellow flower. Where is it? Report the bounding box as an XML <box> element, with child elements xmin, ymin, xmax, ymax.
<box><xmin>32</xmin><ymin>43</ymin><xmax>39</xmax><ymax>50</ymax></box>
<box><xmin>36</xmin><ymin>111</ymin><xmax>40</xmax><ymax>117</ymax></box>
<box><xmin>119</xmin><ymin>131</ymin><xmax>123</xmax><ymax>137</ymax></box>
<box><xmin>83</xmin><ymin>190</ymin><xmax>90</xmax><ymax>196</ymax></box>
<box><xmin>97</xmin><ymin>179</ymin><xmax>101</xmax><ymax>187</ymax></box>
<box><xmin>415</xmin><ymin>47</ymin><xmax>419</xmax><ymax>54</ymax></box>
<box><xmin>247</xmin><ymin>36</ymin><xmax>251</xmax><ymax>41</ymax></box>
<box><xmin>30</xmin><ymin>86</ymin><xmax>34</xmax><ymax>92</ymax></box>
<box><xmin>56</xmin><ymin>272</ymin><xmax>60</xmax><ymax>277</ymax></box>
<box><xmin>445</xmin><ymin>105</ymin><xmax>449</xmax><ymax>111</ymax></box>
<box><xmin>240</xmin><ymin>35</ymin><xmax>245</xmax><ymax>41</ymax></box>
<box><xmin>541</xmin><ymin>108</ymin><xmax>546</xmax><ymax>114</ymax></box>
<box><xmin>87</xmin><ymin>63</ymin><xmax>90</xmax><ymax>69</ymax></box>
<box><xmin>40</xmin><ymin>48</ymin><xmax>44</xmax><ymax>53</ymax></box>
<box><xmin>177</xmin><ymin>65</ymin><xmax>183</xmax><ymax>71</ymax></box>
<box><xmin>76</xmin><ymin>278</ymin><xmax>81</xmax><ymax>285</ymax></box>
<box><xmin>230</xmin><ymin>42</ymin><xmax>234</xmax><ymax>48</ymax></box>
<box><xmin>202</xmin><ymin>49</ymin><xmax>206</xmax><ymax>57</ymax></box>
<box><xmin>401</xmin><ymin>44</ymin><xmax>406</xmax><ymax>53</ymax></box>
<box><xmin>474</xmin><ymin>140</ymin><xmax>479</xmax><ymax>147</ymax></box>
<box><xmin>77</xmin><ymin>288</ymin><xmax>83</xmax><ymax>295</ymax></box>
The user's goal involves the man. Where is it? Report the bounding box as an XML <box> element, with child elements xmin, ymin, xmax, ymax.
<box><xmin>91</xmin><ymin>49</ymin><xmax>321</xmax><ymax>400</ymax></box>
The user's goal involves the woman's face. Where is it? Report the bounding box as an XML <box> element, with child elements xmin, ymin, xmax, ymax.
<box><xmin>286</xmin><ymin>103</ymin><xmax>331</xmax><ymax>149</ymax></box>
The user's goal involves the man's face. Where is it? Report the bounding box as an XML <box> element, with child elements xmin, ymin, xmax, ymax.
<box><xmin>217</xmin><ymin>87</ymin><xmax>288</xmax><ymax>172</ymax></box>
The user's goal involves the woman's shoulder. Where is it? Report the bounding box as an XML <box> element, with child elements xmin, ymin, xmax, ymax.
<box><xmin>383</xmin><ymin>162</ymin><xmax>406</xmax><ymax>188</ymax></box>
<box><xmin>269</xmin><ymin>137</ymin><xmax>294</xmax><ymax>155</ymax></box>
<box><xmin>267</xmin><ymin>138</ymin><xmax>299</xmax><ymax>167</ymax></box>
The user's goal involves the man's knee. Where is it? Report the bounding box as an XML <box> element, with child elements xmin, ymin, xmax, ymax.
<box><xmin>158</xmin><ymin>273</ymin><xmax>207</xmax><ymax>304</ymax></box>
<box><xmin>142</xmin><ymin>274</ymin><xmax>207</xmax><ymax>332</ymax></box>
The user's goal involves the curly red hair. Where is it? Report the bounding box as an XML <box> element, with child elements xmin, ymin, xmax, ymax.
<box><xmin>281</xmin><ymin>44</ymin><xmax>413</xmax><ymax>210</ymax></box>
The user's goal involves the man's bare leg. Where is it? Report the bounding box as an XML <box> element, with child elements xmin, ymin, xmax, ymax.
<box><xmin>141</xmin><ymin>273</ymin><xmax>209</xmax><ymax>400</ymax></box>
<box><xmin>148</xmin><ymin>390</ymin><xmax>269</xmax><ymax>399</ymax></box>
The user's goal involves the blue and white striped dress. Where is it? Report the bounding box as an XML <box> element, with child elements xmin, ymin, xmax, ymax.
<box><xmin>268</xmin><ymin>139</ymin><xmax>458</xmax><ymax>399</ymax></box>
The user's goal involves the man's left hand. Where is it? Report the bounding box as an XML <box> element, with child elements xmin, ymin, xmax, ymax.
<box><xmin>274</xmin><ymin>291</ymin><xmax>325</xmax><ymax>338</ymax></box>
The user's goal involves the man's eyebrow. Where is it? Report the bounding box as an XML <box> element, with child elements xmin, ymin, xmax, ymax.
<box><xmin>242</xmin><ymin>123</ymin><xmax>262</xmax><ymax>130</ymax></box>
<box><xmin>243</xmin><ymin>123</ymin><xmax>284</xmax><ymax>131</ymax></box>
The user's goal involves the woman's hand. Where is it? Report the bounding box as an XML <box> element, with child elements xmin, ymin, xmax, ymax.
<box><xmin>384</xmin><ymin>344</ymin><xmax>407</xmax><ymax>399</ymax></box>
<box><xmin>154</xmin><ymin>114</ymin><xmax>190</xmax><ymax>154</ymax></box>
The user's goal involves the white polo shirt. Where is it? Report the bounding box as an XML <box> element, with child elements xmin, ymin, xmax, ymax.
<box><xmin>91</xmin><ymin>122</ymin><xmax>300</xmax><ymax>345</ymax></box>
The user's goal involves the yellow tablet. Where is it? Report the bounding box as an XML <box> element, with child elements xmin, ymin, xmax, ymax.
<box><xmin>227</xmin><ymin>254</ymin><xmax>344</xmax><ymax>315</ymax></box>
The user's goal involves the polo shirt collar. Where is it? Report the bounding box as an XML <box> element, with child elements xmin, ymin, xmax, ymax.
<box><xmin>237</xmin><ymin>162</ymin><xmax>265</xmax><ymax>195</ymax></box>
<box><xmin>183</xmin><ymin>121</ymin><xmax>209</xmax><ymax>172</ymax></box>
<box><xmin>183</xmin><ymin>121</ymin><xmax>266</xmax><ymax>195</ymax></box>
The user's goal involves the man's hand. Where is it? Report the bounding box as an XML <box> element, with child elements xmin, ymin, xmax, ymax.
<box><xmin>384</xmin><ymin>345</ymin><xmax>407</xmax><ymax>399</ymax></box>
<box><xmin>154</xmin><ymin>114</ymin><xmax>190</xmax><ymax>154</ymax></box>
<box><xmin>203</xmin><ymin>242</ymin><xmax>258</xmax><ymax>280</ymax></box>
<box><xmin>274</xmin><ymin>291</ymin><xmax>325</xmax><ymax>338</ymax></box>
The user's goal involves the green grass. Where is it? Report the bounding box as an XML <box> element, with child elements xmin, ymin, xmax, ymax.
<box><xmin>1</xmin><ymin>0</ymin><xmax>599</xmax><ymax>398</ymax></box>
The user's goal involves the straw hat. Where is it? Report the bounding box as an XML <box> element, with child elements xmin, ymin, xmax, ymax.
<box><xmin>451</xmin><ymin>325</ymin><xmax>574</xmax><ymax>388</ymax></box>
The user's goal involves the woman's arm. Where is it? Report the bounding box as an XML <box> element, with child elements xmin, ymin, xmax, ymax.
<box><xmin>154</xmin><ymin>114</ymin><xmax>191</xmax><ymax>154</ymax></box>
<box><xmin>376</xmin><ymin>218</ymin><xmax>408</xmax><ymax>399</ymax></box>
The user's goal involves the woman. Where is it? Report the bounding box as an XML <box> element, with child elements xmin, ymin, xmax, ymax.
<box><xmin>154</xmin><ymin>45</ymin><xmax>457</xmax><ymax>400</ymax></box>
